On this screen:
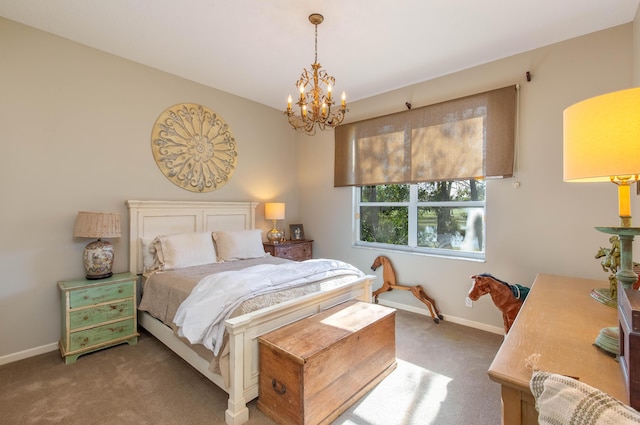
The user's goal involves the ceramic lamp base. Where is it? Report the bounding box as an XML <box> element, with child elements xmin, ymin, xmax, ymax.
<box><xmin>83</xmin><ymin>239</ymin><xmax>114</xmax><ymax>280</ymax></box>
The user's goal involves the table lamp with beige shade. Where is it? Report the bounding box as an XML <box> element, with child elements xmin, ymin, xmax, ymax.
<box><xmin>564</xmin><ymin>87</ymin><xmax>640</xmax><ymax>305</ymax></box>
<box><xmin>73</xmin><ymin>211</ymin><xmax>121</xmax><ymax>279</ymax></box>
<box><xmin>265</xmin><ymin>203</ymin><xmax>285</xmax><ymax>243</ymax></box>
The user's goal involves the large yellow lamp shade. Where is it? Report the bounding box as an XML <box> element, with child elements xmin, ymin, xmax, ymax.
<box><xmin>563</xmin><ymin>87</ymin><xmax>640</xmax><ymax>225</ymax></box>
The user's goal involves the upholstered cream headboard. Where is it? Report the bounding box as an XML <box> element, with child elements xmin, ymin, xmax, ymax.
<box><xmin>126</xmin><ymin>200</ymin><xmax>258</xmax><ymax>275</ymax></box>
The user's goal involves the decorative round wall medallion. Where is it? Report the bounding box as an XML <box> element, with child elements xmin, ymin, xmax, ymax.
<box><xmin>151</xmin><ymin>103</ymin><xmax>237</xmax><ymax>193</ymax></box>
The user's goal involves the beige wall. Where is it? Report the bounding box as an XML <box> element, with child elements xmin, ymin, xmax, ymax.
<box><xmin>0</xmin><ymin>17</ymin><xmax>299</xmax><ymax>359</ymax></box>
<box><xmin>1</xmin><ymin>15</ymin><xmax>637</xmax><ymax>360</ymax></box>
<box><xmin>298</xmin><ymin>24</ymin><xmax>636</xmax><ymax>331</ymax></box>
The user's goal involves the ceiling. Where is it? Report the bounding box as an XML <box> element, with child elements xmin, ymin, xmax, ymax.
<box><xmin>1</xmin><ymin>1</ymin><xmax>639</xmax><ymax>110</ymax></box>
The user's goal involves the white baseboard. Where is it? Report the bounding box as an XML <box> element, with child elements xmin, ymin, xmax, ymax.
<box><xmin>377</xmin><ymin>299</ymin><xmax>504</xmax><ymax>336</ymax></box>
<box><xmin>0</xmin><ymin>342</ymin><xmax>59</xmax><ymax>366</ymax></box>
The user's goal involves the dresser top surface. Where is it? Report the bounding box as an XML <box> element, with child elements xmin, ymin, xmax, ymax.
<box><xmin>58</xmin><ymin>272</ymin><xmax>137</xmax><ymax>290</ymax></box>
<box><xmin>488</xmin><ymin>273</ymin><xmax>625</xmax><ymax>402</ymax></box>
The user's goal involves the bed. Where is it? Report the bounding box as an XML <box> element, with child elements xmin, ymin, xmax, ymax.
<box><xmin>126</xmin><ymin>200</ymin><xmax>375</xmax><ymax>425</ymax></box>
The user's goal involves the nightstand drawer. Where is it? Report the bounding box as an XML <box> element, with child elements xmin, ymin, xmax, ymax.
<box><xmin>68</xmin><ymin>319</ymin><xmax>135</xmax><ymax>352</ymax></box>
<box><xmin>69</xmin><ymin>281</ymin><xmax>134</xmax><ymax>308</ymax></box>
<box><xmin>263</xmin><ymin>240</ymin><xmax>313</xmax><ymax>261</ymax></box>
<box><xmin>278</xmin><ymin>244</ymin><xmax>310</xmax><ymax>261</ymax></box>
<box><xmin>69</xmin><ymin>300</ymin><xmax>134</xmax><ymax>330</ymax></box>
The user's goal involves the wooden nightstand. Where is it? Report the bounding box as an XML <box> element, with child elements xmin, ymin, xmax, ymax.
<box><xmin>263</xmin><ymin>240</ymin><xmax>313</xmax><ymax>261</ymax></box>
<box><xmin>58</xmin><ymin>272</ymin><xmax>139</xmax><ymax>364</ymax></box>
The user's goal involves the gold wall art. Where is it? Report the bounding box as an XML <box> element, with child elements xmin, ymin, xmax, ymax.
<box><xmin>151</xmin><ymin>103</ymin><xmax>237</xmax><ymax>193</ymax></box>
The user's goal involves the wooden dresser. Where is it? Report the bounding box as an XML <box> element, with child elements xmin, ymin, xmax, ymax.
<box><xmin>58</xmin><ymin>272</ymin><xmax>139</xmax><ymax>364</ymax></box>
<box><xmin>487</xmin><ymin>273</ymin><xmax>626</xmax><ymax>424</ymax></box>
<box><xmin>263</xmin><ymin>240</ymin><xmax>313</xmax><ymax>261</ymax></box>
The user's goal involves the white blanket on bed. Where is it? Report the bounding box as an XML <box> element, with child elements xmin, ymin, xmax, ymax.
<box><xmin>173</xmin><ymin>259</ymin><xmax>365</xmax><ymax>355</ymax></box>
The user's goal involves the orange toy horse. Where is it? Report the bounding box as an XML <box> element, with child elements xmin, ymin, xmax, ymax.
<box><xmin>370</xmin><ymin>256</ymin><xmax>444</xmax><ymax>323</ymax></box>
<box><xmin>468</xmin><ymin>273</ymin><xmax>529</xmax><ymax>334</ymax></box>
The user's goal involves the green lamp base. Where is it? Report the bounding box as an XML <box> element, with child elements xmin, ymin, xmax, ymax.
<box><xmin>593</xmin><ymin>326</ymin><xmax>619</xmax><ymax>357</ymax></box>
<box><xmin>590</xmin><ymin>288</ymin><xmax>616</xmax><ymax>308</ymax></box>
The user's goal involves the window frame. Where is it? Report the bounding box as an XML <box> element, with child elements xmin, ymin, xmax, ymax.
<box><xmin>353</xmin><ymin>183</ymin><xmax>486</xmax><ymax>261</ymax></box>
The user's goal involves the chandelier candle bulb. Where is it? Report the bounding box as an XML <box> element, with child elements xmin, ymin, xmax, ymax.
<box><xmin>342</xmin><ymin>92</ymin><xmax>346</xmax><ymax>108</ymax></box>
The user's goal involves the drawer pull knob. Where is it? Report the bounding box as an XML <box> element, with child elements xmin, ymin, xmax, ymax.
<box><xmin>272</xmin><ymin>379</ymin><xmax>286</xmax><ymax>395</ymax></box>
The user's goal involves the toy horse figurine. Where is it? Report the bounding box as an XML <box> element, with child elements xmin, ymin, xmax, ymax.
<box><xmin>468</xmin><ymin>273</ymin><xmax>530</xmax><ymax>334</ymax></box>
<box><xmin>370</xmin><ymin>256</ymin><xmax>444</xmax><ymax>323</ymax></box>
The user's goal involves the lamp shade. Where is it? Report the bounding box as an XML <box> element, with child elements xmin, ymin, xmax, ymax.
<box><xmin>73</xmin><ymin>211</ymin><xmax>121</xmax><ymax>239</ymax></box>
<box><xmin>265</xmin><ymin>203</ymin><xmax>285</xmax><ymax>220</ymax></box>
<box><xmin>563</xmin><ymin>87</ymin><xmax>640</xmax><ymax>182</ymax></box>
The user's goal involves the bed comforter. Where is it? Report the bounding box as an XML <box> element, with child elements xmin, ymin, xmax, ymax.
<box><xmin>174</xmin><ymin>258</ymin><xmax>366</xmax><ymax>355</ymax></box>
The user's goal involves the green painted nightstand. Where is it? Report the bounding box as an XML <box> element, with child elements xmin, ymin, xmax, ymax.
<box><xmin>58</xmin><ymin>272</ymin><xmax>139</xmax><ymax>364</ymax></box>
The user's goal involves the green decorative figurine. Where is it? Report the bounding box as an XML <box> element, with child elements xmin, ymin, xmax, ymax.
<box><xmin>594</xmin><ymin>235</ymin><xmax>620</xmax><ymax>305</ymax></box>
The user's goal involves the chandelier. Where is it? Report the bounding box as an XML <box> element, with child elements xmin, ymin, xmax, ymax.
<box><xmin>285</xmin><ymin>13</ymin><xmax>347</xmax><ymax>136</ymax></box>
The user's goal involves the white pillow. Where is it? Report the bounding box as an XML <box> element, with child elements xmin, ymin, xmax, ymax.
<box><xmin>151</xmin><ymin>232</ymin><xmax>217</xmax><ymax>270</ymax></box>
<box><xmin>213</xmin><ymin>229</ymin><xmax>265</xmax><ymax>261</ymax></box>
<box><xmin>530</xmin><ymin>370</ymin><xmax>640</xmax><ymax>424</ymax></box>
<box><xmin>141</xmin><ymin>236</ymin><xmax>155</xmax><ymax>272</ymax></box>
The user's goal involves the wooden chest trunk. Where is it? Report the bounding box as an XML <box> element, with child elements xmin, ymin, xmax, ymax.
<box><xmin>257</xmin><ymin>300</ymin><xmax>396</xmax><ymax>425</ymax></box>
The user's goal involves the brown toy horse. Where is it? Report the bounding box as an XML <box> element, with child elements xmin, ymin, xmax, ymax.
<box><xmin>468</xmin><ymin>273</ymin><xmax>529</xmax><ymax>334</ymax></box>
<box><xmin>371</xmin><ymin>256</ymin><xmax>443</xmax><ymax>323</ymax></box>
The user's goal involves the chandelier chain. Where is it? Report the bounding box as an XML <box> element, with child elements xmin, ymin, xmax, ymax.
<box><xmin>314</xmin><ymin>23</ymin><xmax>318</xmax><ymax>64</ymax></box>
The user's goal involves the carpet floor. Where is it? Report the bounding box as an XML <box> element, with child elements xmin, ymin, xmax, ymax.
<box><xmin>0</xmin><ymin>309</ymin><xmax>504</xmax><ymax>425</ymax></box>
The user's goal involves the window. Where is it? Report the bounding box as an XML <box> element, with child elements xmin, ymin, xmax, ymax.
<box><xmin>356</xmin><ymin>179</ymin><xmax>485</xmax><ymax>260</ymax></box>
<box><xmin>338</xmin><ymin>86</ymin><xmax>516</xmax><ymax>261</ymax></box>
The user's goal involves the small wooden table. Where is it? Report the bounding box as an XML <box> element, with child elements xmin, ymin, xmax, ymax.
<box><xmin>487</xmin><ymin>273</ymin><xmax>626</xmax><ymax>425</ymax></box>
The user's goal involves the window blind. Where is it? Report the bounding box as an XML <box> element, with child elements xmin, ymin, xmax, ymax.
<box><xmin>334</xmin><ymin>85</ymin><xmax>517</xmax><ymax>187</ymax></box>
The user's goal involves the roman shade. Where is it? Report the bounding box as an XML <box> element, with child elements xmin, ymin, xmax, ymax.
<box><xmin>334</xmin><ymin>85</ymin><xmax>517</xmax><ymax>187</ymax></box>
